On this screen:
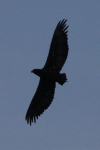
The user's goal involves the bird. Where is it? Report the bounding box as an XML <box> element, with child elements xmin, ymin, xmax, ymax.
<box><xmin>25</xmin><ymin>19</ymin><xmax>69</xmax><ymax>125</ymax></box>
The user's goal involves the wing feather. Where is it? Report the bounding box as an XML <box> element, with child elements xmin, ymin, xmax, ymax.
<box><xmin>43</xmin><ymin>19</ymin><xmax>69</xmax><ymax>71</ymax></box>
<box><xmin>25</xmin><ymin>78</ymin><xmax>56</xmax><ymax>125</ymax></box>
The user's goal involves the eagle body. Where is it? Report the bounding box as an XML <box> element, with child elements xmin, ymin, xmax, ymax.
<box><xmin>25</xmin><ymin>19</ymin><xmax>69</xmax><ymax>125</ymax></box>
<box><xmin>32</xmin><ymin>69</ymin><xmax>67</xmax><ymax>85</ymax></box>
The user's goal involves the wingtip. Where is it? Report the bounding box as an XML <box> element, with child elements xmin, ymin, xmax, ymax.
<box><xmin>61</xmin><ymin>19</ymin><xmax>67</xmax><ymax>25</ymax></box>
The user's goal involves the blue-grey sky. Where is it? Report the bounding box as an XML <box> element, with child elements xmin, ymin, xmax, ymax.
<box><xmin>0</xmin><ymin>1</ymin><xmax>100</xmax><ymax>150</ymax></box>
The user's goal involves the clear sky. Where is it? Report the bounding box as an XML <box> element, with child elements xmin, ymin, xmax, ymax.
<box><xmin>0</xmin><ymin>1</ymin><xmax>100</xmax><ymax>150</ymax></box>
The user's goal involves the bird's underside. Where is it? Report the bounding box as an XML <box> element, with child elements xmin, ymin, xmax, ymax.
<box><xmin>25</xmin><ymin>19</ymin><xmax>69</xmax><ymax>125</ymax></box>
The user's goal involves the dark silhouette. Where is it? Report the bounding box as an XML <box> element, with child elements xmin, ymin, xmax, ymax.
<box><xmin>25</xmin><ymin>19</ymin><xmax>69</xmax><ymax>125</ymax></box>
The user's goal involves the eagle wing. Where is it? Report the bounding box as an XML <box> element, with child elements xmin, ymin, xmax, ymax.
<box><xmin>43</xmin><ymin>19</ymin><xmax>69</xmax><ymax>72</ymax></box>
<box><xmin>25</xmin><ymin>78</ymin><xmax>56</xmax><ymax>125</ymax></box>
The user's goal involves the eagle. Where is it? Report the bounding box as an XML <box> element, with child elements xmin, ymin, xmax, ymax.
<box><xmin>25</xmin><ymin>19</ymin><xmax>69</xmax><ymax>125</ymax></box>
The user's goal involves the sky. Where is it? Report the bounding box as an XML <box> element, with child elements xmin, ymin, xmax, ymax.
<box><xmin>0</xmin><ymin>0</ymin><xmax>100</xmax><ymax>150</ymax></box>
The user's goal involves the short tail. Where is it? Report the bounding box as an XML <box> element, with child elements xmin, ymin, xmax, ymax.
<box><xmin>57</xmin><ymin>73</ymin><xmax>67</xmax><ymax>85</ymax></box>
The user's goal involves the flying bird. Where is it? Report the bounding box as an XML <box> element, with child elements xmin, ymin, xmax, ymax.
<box><xmin>25</xmin><ymin>19</ymin><xmax>69</xmax><ymax>125</ymax></box>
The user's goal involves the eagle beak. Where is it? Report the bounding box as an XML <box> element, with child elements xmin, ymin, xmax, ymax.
<box><xmin>31</xmin><ymin>70</ymin><xmax>34</xmax><ymax>73</ymax></box>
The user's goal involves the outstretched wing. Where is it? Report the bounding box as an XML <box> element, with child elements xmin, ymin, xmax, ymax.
<box><xmin>43</xmin><ymin>19</ymin><xmax>69</xmax><ymax>72</ymax></box>
<box><xmin>25</xmin><ymin>78</ymin><xmax>56</xmax><ymax>125</ymax></box>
